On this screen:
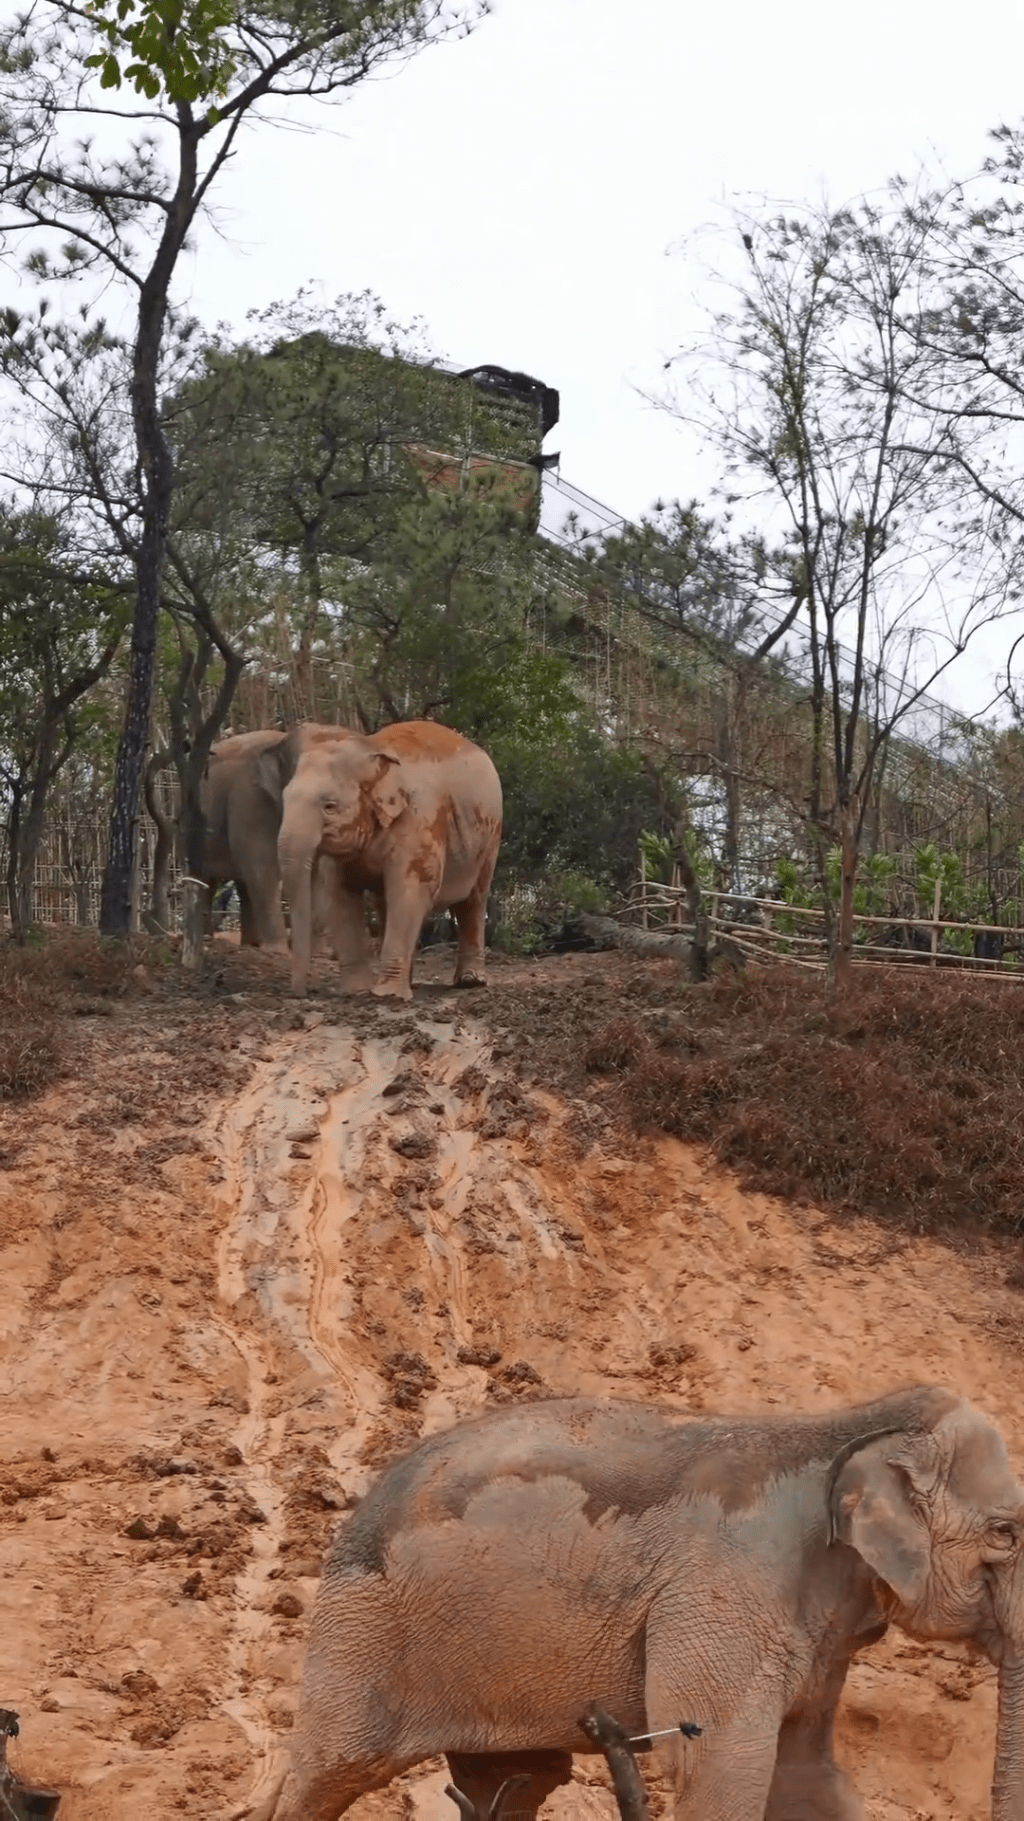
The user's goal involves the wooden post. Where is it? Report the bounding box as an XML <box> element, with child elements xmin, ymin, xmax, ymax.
<box><xmin>669</xmin><ymin>860</ymin><xmax>683</xmax><ymax>929</ymax></box>
<box><xmin>180</xmin><ymin>876</ymin><xmax>209</xmax><ymax>972</ymax></box>
<box><xmin>579</xmin><ymin>1705</ymin><xmax>650</xmax><ymax>1821</ymax></box>
<box><xmin>931</xmin><ymin>876</ymin><xmax>942</xmax><ymax>967</ymax></box>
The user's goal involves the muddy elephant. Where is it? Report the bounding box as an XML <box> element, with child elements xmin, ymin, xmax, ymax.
<box><xmin>269</xmin><ymin>720</ymin><xmax>502</xmax><ymax>999</ymax></box>
<box><xmin>251</xmin><ymin>1386</ymin><xmax>1024</xmax><ymax>1821</ymax></box>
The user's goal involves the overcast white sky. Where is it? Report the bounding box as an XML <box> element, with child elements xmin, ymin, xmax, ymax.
<box><xmin>177</xmin><ymin>0</ymin><xmax>1024</xmax><ymax>712</ymax></box>
<box><xmin>185</xmin><ymin>1</ymin><xmax>1024</xmax><ymax>506</ymax></box>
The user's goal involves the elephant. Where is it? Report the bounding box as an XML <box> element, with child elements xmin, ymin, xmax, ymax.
<box><xmin>268</xmin><ymin>720</ymin><xmax>503</xmax><ymax>1000</ymax></box>
<box><xmin>202</xmin><ymin>729</ymin><xmax>341</xmax><ymax>957</ymax></box>
<box><xmin>202</xmin><ymin>730</ymin><xmax>290</xmax><ymax>950</ymax></box>
<box><xmin>250</xmin><ymin>1386</ymin><xmax>1024</xmax><ymax>1821</ymax></box>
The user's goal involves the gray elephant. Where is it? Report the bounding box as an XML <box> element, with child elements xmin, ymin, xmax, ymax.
<box><xmin>202</xmin><ymin>729</ymin><xmax>338</xmax><ymax>956</ymax></box>
<box><xmin>202</xmin><ymin>729</ymin><xmax>291</xmax><ymax>949</ymax></box>
<box><xmin>267</xmin><ymin>720</ymin><xmax>502</xmax><ymax>999</ymax></box>
<box><xmin>252</xmin><ymin>1386</ymin><xmax>1024</xmax><ymax>1821</ymax></box>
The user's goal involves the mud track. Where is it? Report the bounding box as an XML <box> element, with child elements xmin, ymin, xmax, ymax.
<box><xmin>1</xmin><ymin>954</ymin><xmax>1023</xmax><ymax>1820</ymax></box>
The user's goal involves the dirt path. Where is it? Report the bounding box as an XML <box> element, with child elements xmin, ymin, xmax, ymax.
<box><xmin>1</xmin><ymin>968</ymin><xmax>1023</xmax><ymax>1819</ymax></box>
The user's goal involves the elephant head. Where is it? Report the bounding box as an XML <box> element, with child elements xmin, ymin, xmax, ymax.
<box><xmin>273</xmin><ymin>729</ymin><xmax>407</xmax><ymax>994</ymax></box>
<box><xmin>830</xmin><ymin>1401</ymin><xmax>1024</xmax><ymax>1821</ymax></box>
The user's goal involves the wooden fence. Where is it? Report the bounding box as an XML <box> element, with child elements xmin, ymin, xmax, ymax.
<box><xmin>628</xmin><ymin>864</ymin><xmax>1024</xmax><ymax>977</ymax></box>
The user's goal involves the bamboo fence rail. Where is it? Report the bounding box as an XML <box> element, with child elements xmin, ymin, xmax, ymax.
<box><xmin>626</xmin><ymin>868</ymin><xmax>1024</xmax><ymax>978</ymax></box>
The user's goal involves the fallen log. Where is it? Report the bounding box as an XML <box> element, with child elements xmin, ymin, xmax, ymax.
<box><xmin>575</xmin><ymin>912</ymin><xmax>693</xmax><ymax>961</ymax></box>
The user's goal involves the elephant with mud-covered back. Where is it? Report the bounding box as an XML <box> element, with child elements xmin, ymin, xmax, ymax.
<box><xmin>248</xmin><ymin>1386</ymin><xmax>1024</xmax><ymax>1821</ymax></box>
<box><xmin>257</xmin><ymin>720</ymin><xmax>502</xmax><ymax>1000</ymax></box>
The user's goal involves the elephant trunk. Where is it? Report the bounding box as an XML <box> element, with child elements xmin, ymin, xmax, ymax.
<box><xmin>279</xmin><ymin>806</ymin><xmax>321</xmax><ymax>996</ymax></box>
<box><xmin>993</xmin><ymin>1651</ymin><xmax>1024</xmax><ymax>1821</ymax></box>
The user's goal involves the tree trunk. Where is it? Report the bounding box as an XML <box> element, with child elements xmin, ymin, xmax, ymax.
<box><xmin>5</xmin><ymin>778</ymin><xmax>25</xmax><ymax>935</ymax></box>
<box><xmin>7</xmin><ymin>716</ymin><xmax>64</xmax><ymax>934</ymax></box>
<box><xmin>575</xmin><ymin>912</ymin><xmax>694</xmax><ymax>959</ymax></box>
<box><xmin>100</xmin><ymin>108</ymin><xmax>198</xmax><ymax>934</ymax></box>
<box><xmin>180</xmin><ymin>876</ymin><xmax>208</xmax><ymax>970</ymax></box>
<box><xmin>718</xmin><ymin>669</ymin><xmax>745</xmax><ymax>893</ymax></box>
<box><xmin>143</xmin><ymin>750</ymin><xmax>175</xmax><ymax>931</ymax></box>
<box><xmin>673</xmin><ymin>817</ymin><xmax>709</xmax><ymax>982</ymax></box>
<box><xmin>100</xmin><ymin>510</ymin><xmax>165</xmax><ymax>932</ymax></box>
<box><xmin>834</xmin><ymin>794</ymin><xmax>860</xmax><ymax>992</ymax></box>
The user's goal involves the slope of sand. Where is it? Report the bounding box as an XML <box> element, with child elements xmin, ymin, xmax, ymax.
<box><xmin>0</xmin><ymin>952</ymin><xmax>1021</xmax><ymax>1819</ymax></box>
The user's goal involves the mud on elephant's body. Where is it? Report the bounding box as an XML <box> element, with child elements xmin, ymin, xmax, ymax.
<box><xmin>254</xmin><ymin>1387</ymin><xmax>1024</xmax><ymax>1821</ymax></box>
<box><xmin>271</xmin><ymin>720</ymin><xmax>502</xmax><ymax>999</ymax></box>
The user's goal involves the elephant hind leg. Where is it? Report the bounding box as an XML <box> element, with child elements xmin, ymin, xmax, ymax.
<box><xmin>451</xmin><ymin>864</ymin><xmax>498</xmax><ymax>988</ymax></box>
<box><xmin>445</xmin><ymin>1749</ymin><xmax>574</xmax><ymax>1821</ymax></box>
<box><xmin>255</xmin><ymin>1753</ymin><xmax>417</xmax><ymax>1821</ymax></box>
<box><xmin>237</xmin><ymin>879</ymin><xmax>259</xmax><ymax>948</ymax></box>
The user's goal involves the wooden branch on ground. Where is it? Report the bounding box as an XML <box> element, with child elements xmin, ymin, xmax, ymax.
<box><xmin>575</xmin><ymin>911</ymin><xmax>693</xmax><ymax>960</ymax></box>
<box><xmin>0</xmin><ymin>1707</ymin><xmax>61</xmax><ymax>1819</ymax></box>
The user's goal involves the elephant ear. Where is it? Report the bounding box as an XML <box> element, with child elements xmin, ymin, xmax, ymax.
<box><xmin>829</xmin><ymin>1430</ymin><xmax>938</xmax><ymax>1608</ymax></box>
<box><xmin>255</xmin><ymin>732</ymin><xmax>298</xmax><ymax>809</ymax></box>
<box><xmin>365</xmin><ymin>751</ymin><xmax>407</xmax><ymax>828</ymax></box>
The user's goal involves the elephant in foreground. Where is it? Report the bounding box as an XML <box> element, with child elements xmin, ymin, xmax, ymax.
<box><xmin>267</xmin><ymin>720</ymin><xmax>502</xmax><ymax>999</ymax></box>
<box><xmin>251</xmin><ymin>1386</ymin><xmax>1024</xmax><ymax>1821</ymax></box>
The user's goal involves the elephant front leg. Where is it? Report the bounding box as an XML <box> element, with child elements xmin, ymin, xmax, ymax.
<box><xmin>764</xmin><ymin>1678</ymin><xmax>864</xmax><ymax>1821</ymax></box>
<box><xmin>324</xmin><ymin>872</ymin><xmax>374</xmax><ymax>994</ymax></box>
<box><xmin>372</xmin><ymin>874</ymin><xmax>437</xmax><ymax>1001</ymax></box>
<box><xmin>645</xmin><ymin>1657</ymin><xmax>784</xmax><ymax>1821</ymax></box>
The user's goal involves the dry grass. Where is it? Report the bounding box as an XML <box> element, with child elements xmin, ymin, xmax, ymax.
<box><xmin>0</xmin><ymin>927</ymin><xmax>172</xmax><ymax>1100</ymax></box>
<box><xmin>490</xmin><ymin>961</ymin><xmax>1024</xmax><ymax>1239</ymax></box>
<box><xmin>615</xmin><ymin>969</ymin><xmax>1024</xmax><ymax>1235</ymax></box>
<box><xmin>0</xmin><ymin>951</ymin><xmax>67</xmax><ymax>1098</ymax></box>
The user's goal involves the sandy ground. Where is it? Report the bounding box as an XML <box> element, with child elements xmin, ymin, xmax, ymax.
<box><xmin>0</xmin><ymin>944</ymin><xmax>1022</xmax><ymax>1819</ymax></box>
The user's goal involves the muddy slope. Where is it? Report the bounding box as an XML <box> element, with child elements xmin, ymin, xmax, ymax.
<box><xmin>0</xmin><ymin>959</ymin><xmax>1022</xmax><ymax>1820</ymax></box>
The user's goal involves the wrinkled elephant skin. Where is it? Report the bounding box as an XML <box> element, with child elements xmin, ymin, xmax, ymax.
<box><xmin>275</xmin><ymin>720</ymin><xmax>502</xmax><ymax>999</ymax></box>
<box><xmin>254</xmin><ymin>1387</ymin><xmax>1024</xmax><ymax>1821</ymax></box>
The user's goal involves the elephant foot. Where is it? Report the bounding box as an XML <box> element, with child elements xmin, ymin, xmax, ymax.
<box><xmin>336</xmin><ymin>966</ymin><xmax>374</xmax><ymax>995</ymax></box>
<box><xmin>454</xmin><ymin>968</ymin><xmax>487</xmax><ymax>988</ymax></box>
<box><xmin>371</xmin><ymin>978</ymin><xmax>413</xmax><ymax>1002</ymax></box>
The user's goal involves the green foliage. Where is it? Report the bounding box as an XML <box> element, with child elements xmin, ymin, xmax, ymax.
<box><xmin>170</xmin><ymin>292</ymin><xmax>543</xmax><ymax>591</ymax></box>
<box><xmin>84</xmin><ymin>0</ymin><xmax>236</xmax><ymax>103</ymax></box>
<box><xmin>0</xmin><ymin>506</ymin><xmax>128</xmax><ymax>926</ymax></box>
<box><xmin>638</xmin><ymin>828</ymin><xmax>674</xmax><ymax>884</ymax></box>
<box><xmin>341</xmin><ymin>470</ymin><xmax>532</xmax><ymax>726</ymax></box>
<box><xmin>489</xmin><ymin>868</ymin><xmax>608</xmax><ymax>955</ymax></box>
<box><xmin>589</xmin><ymin>501</ymin><xmax>775</xmax><ymax>651</ymax></box>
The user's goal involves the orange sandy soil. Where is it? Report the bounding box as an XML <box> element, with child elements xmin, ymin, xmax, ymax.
<box><xmin>0</xmin><ymin>942</ymin><xmax>1020</xmax><ymax>1821</ymax></box>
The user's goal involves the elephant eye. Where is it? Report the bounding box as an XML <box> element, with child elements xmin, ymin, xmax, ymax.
<box><xmin>323</xmin><ymin>800</ymin><xmax>339</xmax><ymax>811</ymax></box>
<box><xmin>986</xmin><ymin>1521</ymin><xmax>1018</xmax><ymax>1551</ymax></box>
